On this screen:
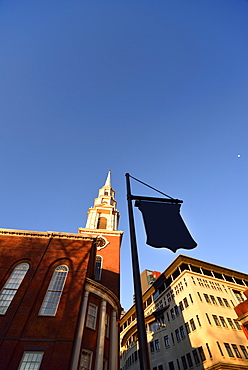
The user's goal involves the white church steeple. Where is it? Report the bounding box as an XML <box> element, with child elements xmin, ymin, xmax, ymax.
<box><xmin>85</xmin><ymin>171</ymin><xmax>119</xmax><ymax>230</ymax></box>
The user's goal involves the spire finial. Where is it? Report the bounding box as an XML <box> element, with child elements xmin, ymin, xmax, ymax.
<box><xmin>105</xmin><ymin>170</ymin><xmax>112</xmax><ymax>187</ymax></box>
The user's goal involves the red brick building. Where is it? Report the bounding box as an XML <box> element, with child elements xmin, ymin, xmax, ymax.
<box><xmin>0</xmin><ymin>172</ymin><xmax>123</xmax><ymax>370</ymax></box>
<box><xmin>235</xmin><ymin>289</ymin><xmax>248</xmax><ymax>339</ymax></box>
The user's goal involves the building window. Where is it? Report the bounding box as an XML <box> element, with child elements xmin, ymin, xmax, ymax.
<box><xmin>210</xmin><ymin>295</ymin><xmax>216</xmax><ymax>304</ymax></box>
<box><xmin>150</xmin><ymin>341</ymin><xmax>154</xmax><ymax>353</ymax></box>
<box><xmin>18</xmin><ymin>352</ymin><xmax>43</xmax><ymax>370</ymax></box>
<box><xmin>198</xmin><ymin>347</ymin><xmax>206</xmax><ymax>361</ymax></box>
<box><xmin>168</xmin><ymin>361</ymin><xmax>175</xmax><ymax>370</ymax></box>
<box><xmin>192</xmin><ymin>349</ymin><xmax>200</xmax><ymax>364</ymax></box>
<box><xmin>223</xmin><ymin>298</ymin><xmax>230</xmax><ymax>307</ymax></box>
<box><xmin>186</xmin><ymin>353</ymin><xmax>193</xmax><ymax>367</ymax></box>
<box><xmin>183</xmin><ymin>297</ymin><xmax>189</xmax><ymax>308</ymax></box>
<box><xmin>217</xmin><ymin>297</ymin><xmax>224</xmax><ymax>306</ymax></box>
<box><xmin>232</xmin><ymin>344</ymin><xmax>242</xmax><ymax>358</ymax></box>
<box><xmin>234</xmin><ymin>319</ymin><xmax>242</xmax><ymax>330</ymax></box>
<box><xmin>196</xmin><ymin>315</ymin><xmax>201</xmax><ymax>327</ymax></box>
<box><xmin>155</xmin><ymin>339</ymin><xmax>160</xmax><ymax>351</ymax></box>
<box><xmin>197</xmin><ymin>292</ymin><xmax>202</xmax><ymax>301</ymax></box>
<box><xmin>185</xmin><ymin>322</ymin><xmax>191</xmax><ymax>334</ymax></box>
<box><xmin>164</xmin><ymin>335</ymin><xmax>170</xmax><ymax>347</ymax></box>
<box><xmin>171</xmin><ymin>333</ymin><xmax>175</xmax><ymax>344</ymax></box>
<box><xmin>39</xmin><ymin>265</ymin><xmax>69</xmax><ymax>316</ymax></box>
<box><xmin>105</xmin><ymin>313</ymin><xmax>110</xmax><ymax>338</ymax></box>
<box><xmin>227</xmin><ymin>318</ymin><xmax>235</xmax><ymax>329</ymax></box>
<box><xmin>175</xmin><ymin>305</ymin><xmax>179</xmax><ymax>316</ymax></box>
<box><xmin>205</xmin><ymin>313</ymin><xmax>211</xmax><ymax>325</ymax></box>
<box><xmin>95</xmin><ymin>256</ymin><xmax>102</xmax><ymax>281</ymax></box>
<box><xmin>203</xmin><ymin>294</ymin><xmax>210</xmax><ymax>303</ymax></box>
<box><xmin>86</xmin><ymin>303</ymin><xmax>98</xmax><ymax>330</ymax></box>
<box><xmin>179</xmin><ymin>301</ymin><xmax>184</xmax><ymax>311</ymax></box>
<box><xmin>0</xmin><ymin>263</ymin><xmax>29</xmax><ymax>315</ymax></box>
<box><xmin>219</xmin><ymin>316</ymin><xmax>227</xmax><ymax>328</ymax></box>
<box><xmin>206</xmin><ymin>343</ymin><xmax>212</xmax><ymax>358</ymax></box>
<box><xmin>212</xmin><ymin>315</ymin><xmax>221</xmax><ymax>326</ymax></box>
<box><xmin>170</xmin><ymin>308</ymin><xmax>175</xmax><ymax>319</ymax></box>
<box><xmin>158</xmin><ymin>366</ymin><xmax>163</xmax><ymax>370</ymax></box>
<box><xmin>79</xmin><ymin>349</ymin><xmax>93</xmax><ymax>370</ymax></box>
<box><xmin>97</xmin><ymin>216</ymin><xmax>107</xmax><ymax>229</ymax></box>
<box><xmin>181</xmin><ymin>356</ymin><xmax>188</xmax><ymax>370</ymax></box>
<box><xmin>216</xmin><ymin>341</ymin><xmax>224</xmax><ymax>356</ymax></box>
<box><xmin>224</xmin><ymin>343</ymin><xmax>234</xmax><ymax>357</ymax></box>
<box><xmin>233</xmin><ymin>290</ymin><xmax>244</xmax><ymax>303</ymax></box>
<box><xmin>190</xmin><ymin>319</ymin><xmax>196</xmax><ymax>331</ymax></box>
<box><xmin>157</xmin><ymin>314</ymin><xmax>165</xmax><ymax>328</ymax></box>
<box><xmin>240</xmin><ymin>345</ymin><xmax>248</xmax><ymax>359</ymax></box>
<box><xmin>189</xmin><ymin>294</ymin><xmax>193</xmax><ymax>303</ymax></box>
<box><xmin>179</xmin><ymin>325</ymin><xmax>186</xmax><ymax>338</ymax></box>
<box><xmin>175</xmin><ymin>329</ymin><xmax>180</xmax><ymax>341</ymax></box>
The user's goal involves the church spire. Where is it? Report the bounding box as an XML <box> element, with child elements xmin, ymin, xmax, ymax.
<box><xmin>104</xmin><ymin>170</ymin><xmax>111</xmax><ymax>187</ymax></box>
<box><xmin>85</xmin><ymin>171</ymin><xmax>119</xmax><ymax>231</ymax></box>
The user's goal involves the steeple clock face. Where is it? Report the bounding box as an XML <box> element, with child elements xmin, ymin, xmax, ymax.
<box><xmin>95</xmin><ymin>235</ymin><xmax>109</xmax><ymax>250</ymax></box>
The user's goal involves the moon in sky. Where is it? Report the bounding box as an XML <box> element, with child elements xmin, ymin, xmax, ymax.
<box><xmin>237</xmin><ymin>154</ymin><xmax>241</xmax><ymax>157</ymax></box>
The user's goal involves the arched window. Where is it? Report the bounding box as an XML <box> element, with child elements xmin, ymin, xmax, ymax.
<box><xmin>97</xmin><ymin>217</ymin><xmax>107</xmax><ymax>229</ymax></box>
<box><xmin>95</xmin><ymin>256</ymin><xmax>103</xmax><ymax>281</ymax></box>
<box><xmin>39</xmin><ymin>265</ymin><xmax>69</xmax><ymax>316</ymax></box>
<box><xmin>0</xmin><ymin>263</ymin><xmax>29</xmax><ymax>314</ymax></box>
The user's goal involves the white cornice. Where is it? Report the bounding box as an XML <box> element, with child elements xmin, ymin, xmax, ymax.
<box><xmin>0</xmin><ymin>228</ymin><xmax>95</xmax><ymax>240</ymax></box>
<box><xmin>85</xmin><ymin>277</ymin><xmax>121</xmax><ymax>315</ymax></box>
<box><xmin>78</xmin><ymin>228</ymin><xmax>124</xmax><ymax>237</ymax></box>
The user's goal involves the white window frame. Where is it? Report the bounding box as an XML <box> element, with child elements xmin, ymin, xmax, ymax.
<box><xmin>39</xmin><ymin>265</ymin><xmax>69</xmax><ymax>316</ymax></box>
<box><xmin>164</xmin><ymin>335</ymin><xmax>170</xmax><ymax>347</ymax></box>
<box><xmin>86</xmin><ymin>302</ymin><xmax>98</xmax><ymax>330</ymax></box>
<box><xmin>79</xmin><ymin>349</ymin><xmax>93</xmax><ymax>370</ymax></box>
<box><xmin>0</xmin><ymin>263</ymin><xmax>29</xmax><ymax>315</ymax></box>
<box><xmin>18</xmin><ymin>351</ymin><xmax>44</xmax><ymax>370</ymax></box>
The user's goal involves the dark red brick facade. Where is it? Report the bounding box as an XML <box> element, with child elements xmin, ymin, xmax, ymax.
<box><xmin>235</xmin><ymin>289</ymin><xmax>248</xmax><ymax>339</ymax></box>
<box><xmin>0</xmin><ymin>230</ymin><xmax>96</xmax><ymax>370</ymax></box>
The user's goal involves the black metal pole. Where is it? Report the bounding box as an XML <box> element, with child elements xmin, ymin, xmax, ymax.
<box><xmin>125</xmin><ymin>173</ymin><xmax>151</xmax><ymax>370</ymax></box>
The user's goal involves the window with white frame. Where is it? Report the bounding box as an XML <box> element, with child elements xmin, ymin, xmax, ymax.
<box><xmin>86</xmin><ymin>302</ymin><xmax>98</xmax><ymax>329</ymax></box>
<box><xmin>18</xmin><ymin>351</ymin><xmax>43</xmax><ymax>370</ymax></box>
<box><xmin>95</xmin><ymin>256</ymin><xmax>102</xmax><ymax>281</ymax></box>
<box><xmin>224</xmin><ymin>343</ymin><xmax>234</xmax><ymax>357</ymax></box>
<box><xmin>234</xmin><ymin>319</ymin><xmax>242</xmax><ymax>330</ymax></box>
<box><xmin>232</xmin><ymin>344</ymin><xmax>242</xmax><ymax>358</ymax></box>
<box><xmin>164</xmin><ymin>335</ymin><xmax>170</xmax><ymax>347</ymax></box>
<box><xmin>233</xmin><ymin>289</ymin><xmax>244</xmax><ymax>303</ymax></box>
<box><xmin>240</xmin><ymin>345</ymin><xmax>248</xmax><ymax>359</ymax></box>
<box><xmin>180</xmin><ymin>325</ymin><xmax>186</xmax><ymax>338</ymax></box>
<box><xmin>155</xmin><ymin>339</ymin><xmax>160</xmax><ymax>351</ymax></box>
<box><xmin>79</xmin><ymin>349</ymin><xmax>93</xmax><ymax>370</ymax></box>
<box><xmin>219</xmin><ymin>316</ymin><xmax>227</xmax><ymax>327</ymax></box>
<box><xmin>39</xmin><ymin>265</ymin><xmax>69</xmax><ymax>316</ymax></box>
<box><xmin>175</xmin><ymin>329</ymin><xmax>180</xmax><ymax>341</ymax></box>
<box><xmin>0</xmin><ymin>263</ymin><xmax>29</xmax><ymax>315</ymax></box>
<box><xmin>212</xmin><ymin>315</ymin><xmax>221</xmax><ymax>326</ymax></box>
<box><xmin>190</xmin><ymin>318</ymin><xmax>196</xmax><ymax>331</ymax></box>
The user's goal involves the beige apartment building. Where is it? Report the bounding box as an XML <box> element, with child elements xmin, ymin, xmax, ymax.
<box><xmin>120</xmin><ymin>255</ymin><xmax>248</xmax><ymax>370</ymax></box>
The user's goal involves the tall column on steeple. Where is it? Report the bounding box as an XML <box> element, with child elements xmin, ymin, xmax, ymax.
<box><xmin>85</xmin><ymin>171</ymin><xmax>119</xmax><ymax>231</ymax></box>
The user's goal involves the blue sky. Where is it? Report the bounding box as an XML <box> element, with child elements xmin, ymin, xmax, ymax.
<box><xmin>1</xmin><ymin>0</ymin><xmax>248</xmax><ymax>310</ymax></box>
